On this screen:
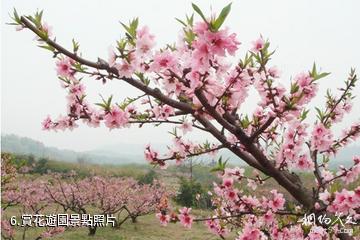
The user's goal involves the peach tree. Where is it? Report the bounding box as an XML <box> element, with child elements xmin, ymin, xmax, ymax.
<box><xmin>11</xmin><ymin>3</ymin><xmax>359</xmax><ymax>240</ymax></box>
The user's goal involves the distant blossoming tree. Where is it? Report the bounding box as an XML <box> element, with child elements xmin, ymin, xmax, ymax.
<box><xmin>2</xmin><ymin>175</ymin><xmax>65</xmax><ymax>240</ymax></box>
<box><xmin>11</xmin><ymin>3</ymin><xmax>359</xmax><ymax>239</ymax></box>
<box><xmin>1</xmin><ymin>168</ymin><xmax>169</xmax><ymax>238</ymax></box>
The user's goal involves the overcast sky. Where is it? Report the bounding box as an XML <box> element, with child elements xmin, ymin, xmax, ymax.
<box><xmin>1</xmin><ymin>0</ymin><xmax>360</xmax><ymax>151</ymax></box>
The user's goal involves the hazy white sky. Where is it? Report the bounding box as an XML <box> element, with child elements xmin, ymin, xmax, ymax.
<box><xmin>1</xmin><ymin>0</ymin><xmax>360</xmax><ymax>151</ymax></box>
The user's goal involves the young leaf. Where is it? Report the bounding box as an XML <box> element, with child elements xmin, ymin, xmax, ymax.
<box><xmin>311</xmin><ymin>62</ymin><xmax>317</xmax><ymax>77</ymax></box>
<box><xmin>210</xmin><ymin>156</ymin><xmax>228</xmax><ymax>172</ymax></box>
<box><xmin>316</xmin><ymin>72</ymin><xmax>331</xmax><ymax>80</ymax></box>
<box><xmin>38</xmin><ymin>44</ymin><xmax>55</xmax><ymax>52</ymax></box>
<box><xmin>212</xmin><ymin>3</ymin><xmax>232</xmax><ymax>31</ymax></box>
<box><xmin>192</xmin><ymin>3</ymin><xmax>208</xmax><ymax>23</ymax></box>
<box><xmin>72</xmin><ymin>39</ymin><xmax>80</xmax><ymax>53</ymax></box>
<box><xmin>300</xmin><ymin>109</ymin><xmax>310</xmax><ymax>121</ymax></box>
<box><xmin>11</xmin><ymin>8</ymin><xmax>21</xmax><ymax>24</ymax></box>
<box><xmin>175</xmin><ymin>18</ymin><xmax>187</xmax><ymax>27</ymax></box>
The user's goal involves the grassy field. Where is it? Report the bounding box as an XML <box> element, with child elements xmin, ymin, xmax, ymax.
<box><xmin>3</xmin><ymin>209</ymin><xmax>228</xmax><ymax>240</ymax></box>
<box><xmin>52</xmin><ymin>214</ymin><xmax>222</xmax><ymax>240</ymax></box>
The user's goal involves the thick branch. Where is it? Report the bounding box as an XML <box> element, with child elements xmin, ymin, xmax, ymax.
<box><xmin>249</xmin><ymin>116</ymin><xmax>275</xmax><ymax>142</ymax></box>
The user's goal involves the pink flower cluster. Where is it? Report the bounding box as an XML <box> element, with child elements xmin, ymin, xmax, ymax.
<box><xmin>236</xmin><ymin>221</ymin><xmax>263</xmax><ymax>240</ymax></box>
<box><xmin>327</xmin><ymin>187</ymin><xmax>360</xmax><ymax>217</ymax></box>
<box><xmin>152</xmin><ymin>104</ymin><xmax>175</xmax><ymax>120</ymax></box>
<box><xmin>156</xmin><ymin>212</ymin><xmax>171</xmax><ymax>226</ymax></box>
<box><xmin>311</xmin><ymin>123</ymin><xmax>333</xmax><ymax>152</ymax></box>
<box><xmin>178</xmin><ymin>207</ymin><xmax>193</xmax><ymax>228</ymax></box>
<box><xmin>276</xmin><ymin>120</ymin><xmax>313</xmax><ymax>171</ymax></box>
<box><xmin>56</xmin><ymin>57</ymin><xmax>75</xmax><ymax>78</ymax></box>
<box><xmin>205</xmin><ymin>218</ymin><xmax>228</xmax><ymax>236</ymax></box>
<box><xmin>192</xmin><ymin>22</ymin><xmax>240</xmax><ymax>71</ymax></box>
<box><xmin>104</xmin><ymin>105</ymin><xmax>130</xmax><ymax>129</ymax></box>
<box><xmin>294</xmin><ymin>73</ymin><xmax>317</xmax><ymax>105</ymax></box>
<box><xmin>1</xmin><ymin>220</ymin><xmax>15</xmax><ymax>239</ymax></box>
<box><xmin>145</xmin><ymin>138</ymin><xmax>219</xmax><ymax>168</ymax></box>
<box><xmin>266</xmin><ymin>190</ymin><xmax>285</xmax><ymax>212</ymax></box>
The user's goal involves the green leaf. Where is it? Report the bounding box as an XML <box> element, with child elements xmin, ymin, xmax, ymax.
<box><xmin>310</xmin><ymin>63</ymin><xmax>330</xmax><ymax>81</ymax></box>
<box><xmin>38</xmin><ymin>44</ymin><xmax>55</xmax><ymax>52</ymax></box>
<box><xmin>316</xmin><ymin>72</ymin><xmax>331</xmax><ymax>80</ymax></box>
<box><xmin>290</xmin><ymin>83</ymin><xmax>299</xmax><ymax>94</ymax></box>
<box><xmin>210</xmin><ymin>156</ymin><xmax>228</xmax><ymax>172</ymax></box>
<box><xmin>175</xmin><ymin>18</ymin><xmax>187</xmax><ymax>27</ymax></box>
<box><xmin>315</xmin><ymin>107</ymin><xmax>324</xmax><ymax>121</ymax></box>
<box><xmin>212</xmin><ymin>3</ymin><xmax>232</xmax><ymax>31</ymax></box>
<box><xmin>72</xmin><ymin>39</ymin><xmax>80</xmax><ymax>53</ymax></box>
<box><xmin>120</xmin><ymin>22</ymin><xmax>131</xmax><ymax>35</ymax></box>
<box><xmin>186</xmin><ymin>14</ymin><xmax>194</xmax><ymax>26</ymax></box>
<box><xmin>14</xmin><ymin>8</ymin><xmax>20</xmax><ymax>21</ymax></box>
<box><xmin>120</xmin><ymin>17</ymin><xmax>139</xmax><ymax>46</ymax></box>
<box><xmin>192</xmin><ymin>3</ymin><xmax>208</xmax><ymax>23</ymax></box>
<box><xmin>95</xmin><ymin>103</ymin><xmax>107</xmax><ymax>109</ymax></box>
<box><xmin>300</xmin><ymin>109</ymin><xmax>309</xmax><ymax>121</ymax></box>
<box><xmin>11</xmin><ymin>8</ymin><xmax>21</xmax><ymax>24</ymax></box>
<box><xmin>107</xmin><ymin>95</ymin><xmax>113</xmax><ymax>107</ymax></box>
<box><xmin>184</xmin><ymin>30</ymin><xmax>196</xmax><ymax>45</ymax></box>
<box><xmin>311</xmin><ymin>62</ymin><xmax>317</xmax><ymax>77</ymax></box>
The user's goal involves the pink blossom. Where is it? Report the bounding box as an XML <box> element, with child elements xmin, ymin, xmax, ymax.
<box><xmin>56</xmin><ymin>57</ymin><xmax>74</xmax><ymax>78</ymax></box>
<box><xmin>224</xmin><ymin>167</ymin><xmax>245</xmax><ymax>179</ymax></box>
<box><xmin>179</xmin><ymin>207</ymin><xmax>193</xmax><ymax>228</ymax></box>
<box><xmin>268</xmin><ymin>66</ymin><xmax>280</xmax><ymax>78</ymax></box>
<box><xmin>156</xmin><ymin>212</ymin><xmax>170</xmax><ymax>226</ymax></box>
<box><xmin>226</xmin><ymin>189</ymin><xmax>239</xmax><ymax>201</ymax></box>
<box><xmin>222</xmin><ymin>177</ymin><xmax>234</xmax><ymax>188</ymax></box>
<box><xmin>263</xmin><ymin>210</ymin><xmax>274</xmax><ymax>225</ymax></box>
<box><xmin>319</xmin><ymin>189</ymin><xmax>331</xmax><ymax>205</ymax></box>
<box><xmin>192</xmin><ymin>40</ymin><xmax>211</xmax><ymax>69</ymax></box>
<box><xmin>340</xmin><ymin>156</ymin><xmax>360</xmax><ymax>184</ymax></box>
<box><xmin>294</xmin><ymin>72</ymin><xmax>317</xmax><ymax>104</ymax></box>
<box><xmin>152</xmin><ymin>105</ymin><xmax>175</xmax><ymax>120</ymax></box>
<box><xmin>321</xmin><ymin>169</ymin><xmax>334</xmax><ymax>182</ymax></box>
<box><xmin>251</xmin><ymin>37</ymin><xmax>265</xmax><ymax>53</ymax></box>
<box><xmin>69</xmin><ymin>83</ymin><xmax>85</xmax><ymax>97</ymax></box>
<box><xmin>144</xmin><ymin>145</ymin><xmax>159</xmax><ymax>163</ymax></box>
<box><xmin>268</xmin><ymin>190</ymin><xmax>285</xmax><ymax>211</ymax></box>
<box><xmin>205</xmin><ymin>219</ymin><xmax>228</xmax><ymax>236</ymax></box>
<box><xmin>247</xmin><ymin>179</ymin><xmax>257</xmax><ymax>190</ymax></box>
<box><xmin>193</xmin><ymin>21</ymin><xmax>208</xmax><ymax>35</ymax></box>
<box><xmin>1</xmin><ymin>220</ymin><xmax>14</xmax><ymax>239</ymax></box>
<box><xmin>236</xmin><ymin>224</ymin><xmax>262</xmax><ymax>240</ymax></box>
<box><xmin>41</xmin><ymin>22</ymin><xmax>53</xmax><ymax>38</ymax></box>
<box><xmin>295</xmin><ymin>154</ymin><xmax>314</xmax><ymax>171</ymax></box>
<box><xmin>104</xmin><ymin>106</ymin><xmax>129</xmax><ymax>129</ymax></box>
<box><xmin>327</xmin><ymin>189</ymin><xmax>358</xmax><ymax>215</ymax></box>
<box><xmin>108</xmin><ymin>47</ymin><xmax>116</xmax><ymax>67</ymax></box>
<box><xmin>42</xmin><ymin>116</ymin><xmax>53</xmax><ymax>130</ymax></box>
<box><xmin>115</xmin><ymin>60</ymin><xmax>135</xmax><ymax>78</ymax></box>
<box><xmin>180</xmin><ymin>120</ymin><xmax>193</xmax><ymax>134</ymax></box>
<box><xmin>311</xmin><ymin>123</ymin><xmax>333</xmax><ymax>151</ymax></box>
<box><xmin>85</xmin><ymin>110</ymin><xmax>102</xmax><ymax>128</ymax></box>
<box><xmin>151</xmin><ymin>50</ymin><xmax>177</xmax><ymax>72</ymax></box>
<box><xmin>136</xmin><ymin>26</ymin><xmax>155</xmax><ymax>58</ymax></box>
<box><xmin>203</xmin><ymin>29</ymin><xmax>240</xmax><ymax>56</ymax></box>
